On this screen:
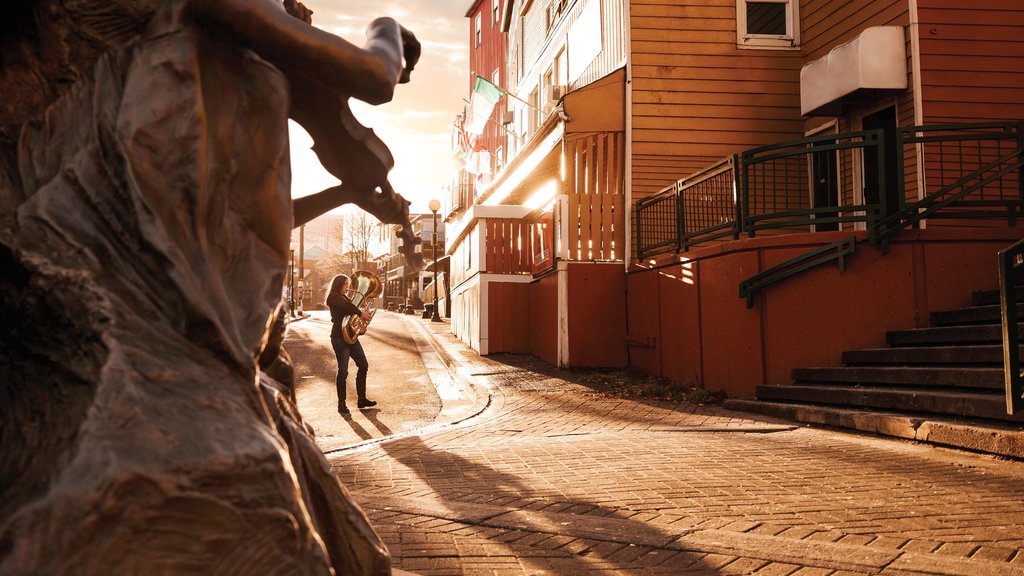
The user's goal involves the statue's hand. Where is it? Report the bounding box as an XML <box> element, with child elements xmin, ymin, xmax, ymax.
<box><xmin>398</xmin><ymin>25</ymin><xmax>421</xmax><ymax>84</ymax></box>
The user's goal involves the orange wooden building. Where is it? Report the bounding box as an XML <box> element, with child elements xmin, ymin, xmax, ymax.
<box><xmin>446</xmin><ymin>0</ymin><xmax>1024</xmax><ymax>418</ymax></box>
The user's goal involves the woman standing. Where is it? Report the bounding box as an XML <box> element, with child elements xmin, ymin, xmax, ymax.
<box><xmin>325</xmin><ymin>274</ymin><xmax>377</xmax><ymax>416</ymax></box>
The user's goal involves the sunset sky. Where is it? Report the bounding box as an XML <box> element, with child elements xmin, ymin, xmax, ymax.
<box><xmin>289</xmin><ymin>0</ymin><xmax>471</xmax><ymax>215</ymax></box>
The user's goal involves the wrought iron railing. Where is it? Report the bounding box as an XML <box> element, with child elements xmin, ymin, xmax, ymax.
<box><xmin>679</xmin><ymin>155</ymin><xmax>741</xmax><ymax>250</ymax></box>
<box><xmin>636</xmin><ymin>121</ymin><xmax>1024</xmax><ymax>259</ymax></box>
<box><xmin>635</xmin><ymin>183</ymin><xmax>678</xmax><ymax>261</ymax></box>
<box><xmin>739</xmin><ymin>236</ymin><xmax>857</xmax><ymax>308</ymax></box>
<box><xmin>1000</xmin><ymin>238</ymin><xmax>1024</xmax><ymax>415</ymax></box>
<box><xmin>742</xmin><ymin>130</ymin><xmax>886</xmax><ymax>244</ymax></box>
<box><xmin>875</xmin><ymin>121</ymin><xmax>1024</xmax><ymax>248</ymax></box>
<box><xmin>635</xmin><ymin>156</ymin><xmax>740</xmax><ymax>260</ymax></box>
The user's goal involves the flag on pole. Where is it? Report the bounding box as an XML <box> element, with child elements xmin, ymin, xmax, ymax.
<box><xmin>466</xmin><ymin>75</ymin><xmax>503</xmax><ymax>136</ymax></box>
<box><xmin>465</xmin><ymin>135</ymin><xmax>492</xmax><ymax>176</ymax></box>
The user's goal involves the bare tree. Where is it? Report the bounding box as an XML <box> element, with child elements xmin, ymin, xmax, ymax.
<box><xmin>344</xmin><ymin>209</ymin><xmax>376</xmax><ymax>270</ymax></box>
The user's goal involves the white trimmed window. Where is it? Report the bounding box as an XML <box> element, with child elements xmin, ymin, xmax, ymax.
<box><xmin>493</xmin><ymin>0</ymin><xmax>501</xmax><ymax>26</ymax></box>
<box><xmin>736</xmin><ymin>0</ymin><xmax>799</xmax><ymax>50</ymax></box>
<box><xmin>475</xmin><ymin>13</ymin><xmax>482</xmax><ymax>46</ymax></box>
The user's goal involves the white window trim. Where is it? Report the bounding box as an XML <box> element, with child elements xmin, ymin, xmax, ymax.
<box><xmin>736</xmin><ymin>0</ymin><xmax>800</xmax><ymax>50</ymax></box>
<box><xmin>475</xmin><ymin>13</ymin><xmax>482</xmax><ymax>46</ymax></box>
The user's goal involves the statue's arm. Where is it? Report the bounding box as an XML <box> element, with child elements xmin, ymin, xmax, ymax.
<box><xmin>292</xmin><ymin>186</ymin><xmax>354</xmax><ymax>228</ymax></box>
<box><xmin>187</xmin><ymin>0</ymin><xmax>419</xmax><ymax>104</ymax></box>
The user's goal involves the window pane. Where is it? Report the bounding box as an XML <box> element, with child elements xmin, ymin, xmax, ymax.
<box><xmin>746</xmin><ymin>2</ymin><xmax>787</xmax><ymax>36</ymax></box>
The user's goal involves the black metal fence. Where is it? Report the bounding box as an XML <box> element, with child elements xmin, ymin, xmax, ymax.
<box><xmin>636</xmin><ymin>121</ymin><xmax>1024</xmax><ymax>259</ymax></box>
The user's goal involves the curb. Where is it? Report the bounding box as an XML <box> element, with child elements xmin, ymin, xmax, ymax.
<box><xmin>321</xmin><ymin>314</ymin><xmax>495</xmax><ymax>456</ymax></box>
<box><xmin>724</xmin><ymin>399</ymin><xmax>1024</xmax><ymax>460</ymax></box>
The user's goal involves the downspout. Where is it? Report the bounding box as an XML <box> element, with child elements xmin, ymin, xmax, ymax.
<box><xmin>557</xmin><ymin>138</ymin><xmax>570</xmax><ymax>367</ymax></box>
<box><xmin>623</xmin><ymin>0</ymin><xmax>634</xmax><ymax>271</ymax></box>
<box><xmin>622</xmin><ymin>0</ymin><xmax>635</xmax><ymax>370</ymax></box>
<box><xmin>908</xmin><ymin>0</ymin><xmax>927</xmax><ymax>211</ymax></box>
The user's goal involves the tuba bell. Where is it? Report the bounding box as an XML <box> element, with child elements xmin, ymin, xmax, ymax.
<box><xmin>342</xmin><ymin>270</ymin><xmax>382</xmax><ymax>344</ymax></box>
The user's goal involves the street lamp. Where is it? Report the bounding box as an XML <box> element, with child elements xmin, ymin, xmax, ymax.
<box><xmin>428</xmin><ymin>199</ymin><xmax>442</xmax><ymax>322</ymax></box>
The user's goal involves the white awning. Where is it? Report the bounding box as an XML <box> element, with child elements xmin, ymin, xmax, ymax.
<box><xmin>800</xmin><ymin>26</ymin><xmax>908</xmax><ymax>116</ymax></box>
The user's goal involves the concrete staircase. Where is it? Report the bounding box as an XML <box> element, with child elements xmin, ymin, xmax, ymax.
<box><xmin>725</xmin><ymin>287</ymin><xmax>1024</xmax><ymax>458</ymax></box>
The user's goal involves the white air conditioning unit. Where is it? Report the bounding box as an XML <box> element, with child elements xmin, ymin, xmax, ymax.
<box><xmin>502</xmin><ymin>110</ymin><xmax>515</xmax><ymax>125</ymax></box>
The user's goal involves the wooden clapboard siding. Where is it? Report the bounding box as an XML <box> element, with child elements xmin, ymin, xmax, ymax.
<box><xmin>801</xmin><ymin>0</ymin><xmax>909</xmax><ymax>59</ymax></box>
<box><xmin>629</xmin><ymin>0</ymin><xmax>803</xmax><ymax>204</ymax></box>
<box><xmin>566</xmin><ymin>132</ymin><xmax>626</xmax><ymax>261</ymax></box>
<box><xmin>917</xmin><ymin>0</ymin><xmax>1024</xmax><ymax>123</ymax></box>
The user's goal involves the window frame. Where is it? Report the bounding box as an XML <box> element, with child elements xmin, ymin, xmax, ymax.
<box><xmin>736</xmin><ymin>0</ymin><xmax>800</xmax><ymax>50</ymax></box>
<box><xmin>474</xmin><ymin>12</ymin><xmax>482</xmax><ymax>46</ymax></box>
<box><xmin>493</xmin><ymin>0</ymin><xmax>501</xmax><ymax>26</ymax></box>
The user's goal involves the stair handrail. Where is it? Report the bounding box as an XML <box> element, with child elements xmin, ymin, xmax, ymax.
<box><xmin>999</xmin><ymin>238</ymin><xmax>1024</xmax><ymax>415</ymax></box>
<box><xmin>874</xmin><ymin>145</ymin><xmax>1024</xmax><ymax>250</ymax></box>
<box><xmin>739</xmin><ymin>236</ymin><xmax>857</xmax><ymax>308</ymax></box>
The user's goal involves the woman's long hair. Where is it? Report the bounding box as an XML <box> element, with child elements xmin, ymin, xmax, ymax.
<box><xmin>325</xmin><ymin>274</ymin><xmax>349</xmax><ymax>306</ymax></box>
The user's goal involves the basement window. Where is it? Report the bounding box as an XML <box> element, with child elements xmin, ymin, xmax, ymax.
<box><xmin>736</xmin><ymin>0</ymin><xmax>799</xmax><ymax>50</ymax></box>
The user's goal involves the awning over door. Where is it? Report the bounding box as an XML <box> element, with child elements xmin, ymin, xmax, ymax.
<box><xmin>800</xmin><ymin>26</ymin><xmax>907</xmax><ymax>116</ymax></box>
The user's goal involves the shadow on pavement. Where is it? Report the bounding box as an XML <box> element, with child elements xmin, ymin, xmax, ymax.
<box><xmin>375</xmin><ymin>435</ymin><xmax>714</xmax><ymax>574</ymax></box>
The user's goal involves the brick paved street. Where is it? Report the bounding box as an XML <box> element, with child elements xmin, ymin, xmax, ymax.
<box><xmin>328</xmin><ymin>318</ymin><xmax>1024</xmax><ymax>575</ymax></box>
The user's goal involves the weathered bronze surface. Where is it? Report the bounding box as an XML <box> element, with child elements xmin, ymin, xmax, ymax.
<box><xmin>0</xmin><ymin>1</ymin><xmax>420</xmax><ymax>573</ymax></box>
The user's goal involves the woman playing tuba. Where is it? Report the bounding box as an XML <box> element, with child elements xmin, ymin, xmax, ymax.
<box><xmin>325</xmin><ymin>273</ymin><xmax>380</xmax><ymax>416</ymax></box>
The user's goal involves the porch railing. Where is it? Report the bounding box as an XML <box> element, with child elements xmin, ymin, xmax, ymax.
<box><xmin>875</xmin><ymin>122</ymin><xmax>1024</xmax><ymax>248</ymax></box>
<box><xmin>637</xmin><ymin>121</ymin><xmax>1024</xmax><ymax>258</ymax></box>
<box><xmin>636</xmin><ymin>156</ymin><xmax>740</xmax><ymax>260</ymax></box>
<box><xmin>742</xmin><ymin>130</ymin><xmax>886</xmax><ymax>244</ymax></box>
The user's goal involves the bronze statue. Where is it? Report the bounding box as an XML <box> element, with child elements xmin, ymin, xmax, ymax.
<box><xmin>0</xmin><ymin>1</ymin><xmax>423</xmax><ymax>573</ymax></box>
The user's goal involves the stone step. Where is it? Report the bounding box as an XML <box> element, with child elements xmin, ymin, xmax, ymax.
<box><xmin>929</xmin><ymin>303</ymin><xmax>1023</xmax><ymax>327</ymax></box>
<box><xmin>842</xmin><ymin>345</ymin><xmax>1009</xmax><ymax>366</ymax></box>
<box><xmin>755</xmin><ymin>384</ymin><xmax>1022</xmax><ymax>422</ymax></box>
<box><xmin>722</xmin><ymin>399</ymin><xmax>1024</xmax><ymax>459</ymax></box>
<box><xmin>972</xmin><ymin>287</ymin><xmax>1024</xmax><ymax>306</ymax></box>
<box><xmin>792</xmin><ymin>366</ymin><xmax>1003</xmax><ymax>389</ymax></box>
<box><xmin>886</xmin><ymin>323</ymin><xmax>1011</xmax><ymax>346</ymax></box>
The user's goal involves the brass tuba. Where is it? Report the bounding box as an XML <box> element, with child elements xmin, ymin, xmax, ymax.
<box><xmin>342</xmin><ymin>270</ymin><xmax>382</xmax><ymax>344</ymax></box>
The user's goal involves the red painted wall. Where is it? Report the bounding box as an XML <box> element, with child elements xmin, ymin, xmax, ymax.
<box><xmin>487</xmin><ymin>281</ymin><xmax>530</xmax><ymax>354</ymax></box>
<box><xmin>658</xmin><ymin>263</ymin><xmax>703</xmax><ymax>388</ymax></box>
<box><xmin>529</xmin><ymin>273</ymin><xmax>559</xmax><ymax>365</ymax></box>
<box><xmin>627</xmin><ymin>228</ymin><xmax>1022</xmax><ymax>398</ymax></box>
<box><xmin>567</xmin><ymin>263</ymin><xmax>628</xmax><ymax>368</ymax></box>
<box><xmin>626</xmin><ymin>268</ymin><xmax>660</xmax><ymax>375</ymax></box>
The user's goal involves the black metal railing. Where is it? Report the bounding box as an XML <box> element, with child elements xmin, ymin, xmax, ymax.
<box><xmin>636</xmin><ymin>121</ymin><xmax>1024</xmax><ymax>259</ymax></box>
<box><xmin>739</xmin><ymin>236</ymin><xmax>857</xmax><ymax>308</ymax></box>
<box><xmin>1000</xmin><ymin>238</ymin><xmax>1024</xmax><ymax>415</ymax></box>
<box><xmin>635</xmin><ymin>183</ymin><xmax>678</xmax><ymax>261</ymax></box>
<box><xmin>635</xmin><ymin>156</ymin><xmax>740</xmax><ymax>261</ymax></box>
<box><xmin>742</xmin><ymin>130</ymin><xmax>886</xmax><ymax>244</ymax></box>
<box><xmin>875</xmin><ymin>121</ymin><xmax>1024</xmax><ymax>248</ymax></box>
<box><xmin>679</xmin><ymin>155</ymin><xmax>741</xmax><ymax>250</ymax></box>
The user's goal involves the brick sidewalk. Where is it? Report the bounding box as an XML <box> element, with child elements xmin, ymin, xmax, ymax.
<box><xmin>329</xmin><ymin>318</ymin><xmax>1024</xmax><ymax>575</ymax></box>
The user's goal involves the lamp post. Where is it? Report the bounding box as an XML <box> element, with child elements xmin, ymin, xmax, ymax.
<box><xmin>428</xmin><ymin>199</ymin><xmax>442</xmax><ymax>322</ymax></box>
<box><xmin>288</xmin><ymin>247</ymin><xmax>296</xmax><ymax>317</ymax></box>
